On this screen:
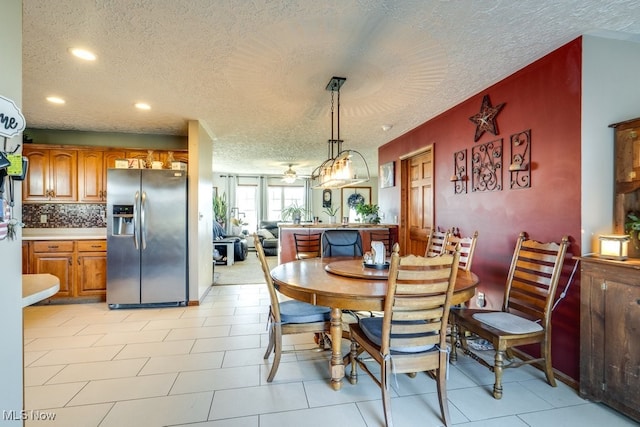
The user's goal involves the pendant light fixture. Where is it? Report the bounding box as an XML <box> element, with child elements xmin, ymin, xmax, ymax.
<box><xmin>310</xmin><ymin>77</ymin><xmax>370</xmax><ymax>189</ymax></box>
<box><xmin>282</xmin><ymin>164</ymin><xmax>298</xmax><ymax>183</ymax></box>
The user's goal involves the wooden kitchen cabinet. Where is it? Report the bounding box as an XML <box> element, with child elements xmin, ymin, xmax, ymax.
<box><xmin>76</xmin><ymin>240</ymin><xmax>107</xmax><ymax>296</ymax></box>
<box><xmin>29</xmin><ymin>240</ymin><xmax>75</xmax><ymax>298</ymax></box>
<box><xmin>22</xmin><ymin>241</ymin><xmax>29</xmax><ymax>274</ymax></box>
<box><xmin>25</xmin><ymin>239</ymin><xmax>107</xmax><ymax>300</ymax></box>
<box><xmin>78</xmin><ymin>150</ymin><xmax>126</xmax><ymax>202</ymax></box>
<box><xmin>23</xmin><ymin>147</ymin><xmax>77</xmax><ymax>202</ymax></box>
<box><xmin>579</xmin><ymin>256</ymin><xmax>640</xmax><ymax>423</ymax></box>
<box><xmin>22</xmin><ymin>144</ymin><xmax>187</xmax><ymax>203</ymax></box>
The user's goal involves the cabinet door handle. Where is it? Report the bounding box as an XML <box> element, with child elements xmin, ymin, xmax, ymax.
<box><xmin>48</xmin><ymin>245</ymin><xmax>59</xmax><ymax>249</ymax></box>
<box><xmin>91</xmin><ymin>245</ymin><xmax>101</xmax><ymax>248</ymax></box>
<box><xmin>69</xmin><ymin>259</ymin><xmax>72</xmax><ymax>266</ymax></box>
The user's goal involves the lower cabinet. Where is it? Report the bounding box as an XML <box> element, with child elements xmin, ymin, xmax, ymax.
<box><xmin>579</xmin><ymin>256</ymin><xmax>640</xmax><ymax>423</ymax></box>
<box><xmin>26</xmin><ymin>239</ymin><xmax>107</xmax><ymax>300</ymax></box>
<box><xmin>76</xmin><ymin>240</ymin><xmax>107</xmax><ymax>296</ymax></box>
<box><xmin>30</xmin><ymin>241</ymin><xmax>75</xmax><ymax>298</ymax></box>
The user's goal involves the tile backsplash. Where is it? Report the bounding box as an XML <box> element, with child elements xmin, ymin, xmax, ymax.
<box><xmin>22</xmin><ymin>204</ymin><xmax>107</xmax><ymax>228</ymax></box>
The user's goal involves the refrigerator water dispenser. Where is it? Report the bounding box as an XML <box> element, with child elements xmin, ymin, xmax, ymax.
<box><xmin>112</xmin><ymin>205</ymin><xmax>134</xmax><ymax>235</ymax></box>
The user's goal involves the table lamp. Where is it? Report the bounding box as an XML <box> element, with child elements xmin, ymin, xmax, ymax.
<box><xmin>598</xmin><ymin>234</ymin><xmax>629</xmax><ymax>260</ymax></box>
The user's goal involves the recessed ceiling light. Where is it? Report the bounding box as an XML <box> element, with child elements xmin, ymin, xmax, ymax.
<box><xmin>381</xmin><ymin>124</ymin><xmax>393</xmax><ymax>132</ymax></box>
<box><xmin>68</xmin><ymin>47</ymin><xmax>96</xmax><ymax>61</ymax></box>
<box><xmin>135</xmin><ymin>102</ymin><xmax>151</xmax><ymax>110</ymax></box>
<box><xmin>46</xmin><ymin>96</ymin><xmax>65</xmax><ymax>104</ymax></box>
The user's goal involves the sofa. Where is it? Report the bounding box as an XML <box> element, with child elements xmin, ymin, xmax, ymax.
<box><xmin>258</xmin><ymin>220</ymin><xmax>279</xmax><ymax>256</ymax></box>
<box><xmin>213</xmin><ymin>221</ymin><xmax>248</xmax><ymax>261</ymax></box>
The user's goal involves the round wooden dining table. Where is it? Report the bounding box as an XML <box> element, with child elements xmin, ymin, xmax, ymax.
<box><xmin>270</xmin><ymin>257</ymin><xmax>479</xmax><ymax>390</ymax></box>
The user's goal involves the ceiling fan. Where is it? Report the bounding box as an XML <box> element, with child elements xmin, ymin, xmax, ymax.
<box><xmin>282</xmin><ymin>164</ymin><xmax>297</xmax><ymax>183</ymax></box>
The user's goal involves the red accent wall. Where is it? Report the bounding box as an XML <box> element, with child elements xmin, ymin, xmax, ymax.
<box><xmin>379</xmin><ymin>38</ymin><xmax>583</xmax><ymax>380</ymax></box>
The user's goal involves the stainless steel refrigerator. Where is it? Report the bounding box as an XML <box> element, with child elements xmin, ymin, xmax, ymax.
<box><xmin>106</xmin><ymin>168</ymin><xmax>188</xmax><ymax>308</ymax></box>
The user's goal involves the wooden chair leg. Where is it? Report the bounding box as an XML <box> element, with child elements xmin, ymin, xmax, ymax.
<box><xmin>435</xmin><ymin>361</ymin><xmax>451</xmax><ymax>427</ymax></box>
<box><xmin>266</xmin><ymin>327</ymin><xmax>282</xmax><ymax>382</ymax></box>
<box><xmin>381</xmin><ymin>360</ymin><xmax>393</xmax><ymax>427</ymax></box>
<box><xmin>493</xmin><ymin>349</ymin><xmax>505</xmax><ymax>399</ymax></box>
<box><xmin>348</xmin><ymin>340</ymin><xmax>359</xmax><ymax>384</ymax></box>
<box><xmin>542</xmin><ymin>338</ymin><xmax>557</xmax><ymax>387</ymax></box>
<box><xmin>263</xmin><ymin>326</ymin><xmax>275</xmax><ymax>359</ymax></box>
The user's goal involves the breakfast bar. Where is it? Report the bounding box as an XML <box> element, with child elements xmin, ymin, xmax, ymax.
<box><xmin>277</xmin><ymin>223</ymin><xmax>398</xmax><ymax>264</ymax></box>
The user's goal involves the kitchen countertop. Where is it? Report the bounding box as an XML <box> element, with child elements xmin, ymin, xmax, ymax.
<box><xmin>22</xmin><ymin>228</ymin><xmax>107</xmax><ymax>240</ymax></box>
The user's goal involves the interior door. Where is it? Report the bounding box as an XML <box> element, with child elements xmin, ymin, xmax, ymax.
<box><xmin>403</xmin><ymin>147</ymin><xmax>433</xmax><ymax>255</ymax></box>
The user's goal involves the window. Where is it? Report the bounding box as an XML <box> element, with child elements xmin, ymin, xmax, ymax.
<box><xmin>235</xmin><ymin>185</ymin><xmax>257</xmax><ymax>232</ymax></box>
<box><xmin>267</xmin><ymin>185</ymin><xmax>304</xmax><ymax>221</ymax></box>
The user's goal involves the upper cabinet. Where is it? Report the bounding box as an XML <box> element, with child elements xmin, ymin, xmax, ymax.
<box><xmin>78</xmin><ymin>150</ymin><xmax>126</xmax><ymax>202</ymax></box>
<box><xmin>23</xmin><ymin>147</ymin><xmax>77</xmax><ymax>202</ymax></box>
<box><xmin>22</xmin><ymin>145</ymin><xmax>187</xmax><ymax>203</ymax></box>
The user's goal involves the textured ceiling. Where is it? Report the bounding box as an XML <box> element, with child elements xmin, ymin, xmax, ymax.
<box><xmin>21</xmin><ymin>0</ymin><xmax>640</xmax><ymax>178</ymax></box>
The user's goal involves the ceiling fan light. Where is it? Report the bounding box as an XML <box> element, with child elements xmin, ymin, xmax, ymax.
<box><xmin>282</xmin><ymin>164</ymin><xmax>298</xmax><ymax>183</ymax></box>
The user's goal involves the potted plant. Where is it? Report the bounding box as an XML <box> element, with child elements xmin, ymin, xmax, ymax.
<box><xmin>323</xmin><ymin>205</ymin><xmax>340</xmax><ymax>224</ymax></box>
<box><xmin>354</xmin><ymin>202</ymin><xmax>380</xmax><ymax>224</ymax></box>
<box><xmin>213</xmin><ymin>193</ymin><xmax>227</xmax><ymax>227</ymax></box>
<box><xmin>625</xmin><ymin>211</ymin><xmax>640</xmax><ymax>250</ymax></box>
<box><xmin>281</xmin><ymin>202</ymin><xmax>306</xmax><ymax>224</ymax></box>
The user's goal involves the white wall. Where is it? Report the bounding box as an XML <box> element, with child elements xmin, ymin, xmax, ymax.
<box><xmin>0</xmin><ymin>1</ymin><xmax>24</xmax><ymax>423</ymax></box>
<box><xmin>187</xmin><ymin>121</ymin><xmax>214</xmax><ymax>302</ymax></box>
<box><xmin>582</xmin><ymin>34</ymin><xmax>640</xmax><ymax>253</ymax></box>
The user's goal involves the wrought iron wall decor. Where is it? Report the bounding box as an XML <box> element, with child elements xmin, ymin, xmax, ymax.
<box><xmin>450</xmin><ymin>149</ymin><xmax>467</xmax><ymax>194</ymax></box>
<box><xmin>509</xmin><ymin>130</ymin><xmax>531</xmax><ymax>189</ymax></box>
<box><xmin>472</xmin><ymin>139</ymin><xmax>503</xmax><ymax>192</ymax></box>
<box><xmin>469</xmin><ymin>94</ymin><xmax>505</xmax><ymax>142</ymax></box>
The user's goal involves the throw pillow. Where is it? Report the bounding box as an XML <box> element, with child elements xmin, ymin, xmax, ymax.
<box><xmin>258</xmin><ymin>228</ymin><xmax>276</xmax><ymax>239</ymax></box>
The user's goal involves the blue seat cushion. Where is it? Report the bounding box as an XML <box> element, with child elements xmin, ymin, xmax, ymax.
<box><xmin>279</xmin><ymin>300</ymin><xmax>331</xmax><ymax>324</ymax></box>
<box><xmin>360</xmin><ymin>317</ymin><xmax>436</xmax><ymax>353</ymax></box>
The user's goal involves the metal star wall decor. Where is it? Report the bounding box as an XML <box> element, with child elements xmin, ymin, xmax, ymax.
<box><xmin>469</xmin><ymin>94</ymin><xmax>505</xmax><ymax>142</ymax></box>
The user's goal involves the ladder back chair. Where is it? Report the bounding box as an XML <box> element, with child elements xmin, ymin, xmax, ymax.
<box><xmin>253</xmin><ymin>234</ymin><xmax>331</xmax><ymax>382</ymax></box>
<box><xmin>368</xmin><ymin>229</ymin><xmax>394</xmax><ymax>256</ymax></box>
<box><xmin>425</xmin><ymin>228</ymin><xmax>450</xmax><ymax>257</ymax></box>
<box><xmin>349</xmin><ymin>243</ymin><xmax>460</xmax><ymax>427</ymax></box>
<box><xmin>450</xmin><ymin>232</ymin><xmax>569</xmax><ymax>399</ymax></box>
<box><xmin>293</xmin><ymin>232</ymin><xmax>322</xmax><ymax>259</ymax></box>
<box><xmin>443</xmin><ymin>230</ymin><xmax>479</xmax><ymax>272</ymax></box>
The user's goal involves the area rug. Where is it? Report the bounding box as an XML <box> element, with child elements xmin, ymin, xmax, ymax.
<box><xmin>213</xmin><ymin>251</ymin><xmax>278</xmax><ymax>285</ymax></box>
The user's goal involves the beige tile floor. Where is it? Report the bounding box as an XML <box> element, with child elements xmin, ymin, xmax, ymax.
<box><xmin>23</xmin><ymin>284</ymin><xmax>637</xmax><ymax>427</ymax></box>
